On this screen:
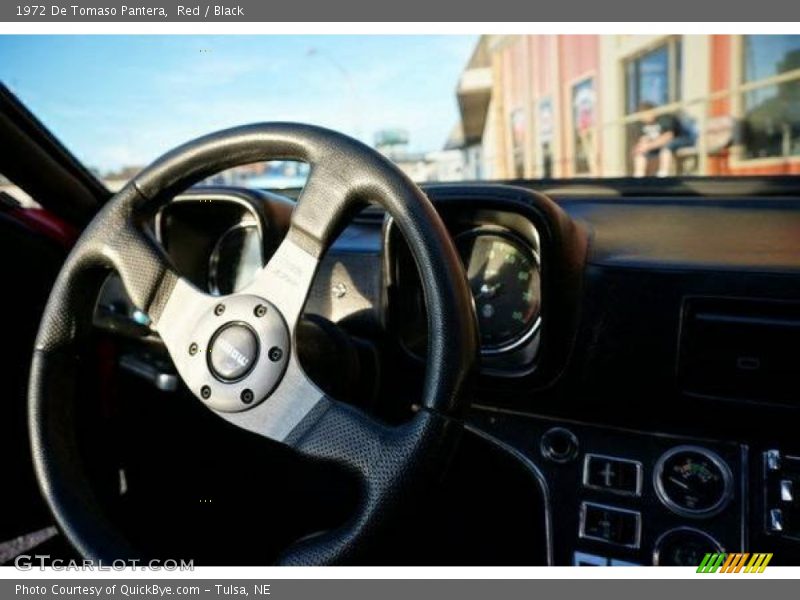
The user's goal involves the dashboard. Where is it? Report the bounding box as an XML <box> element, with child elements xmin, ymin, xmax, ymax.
<box><xmin>94</xmin><ymin>182</ymin><xmax>800</xmax><ymax>566</ymax></box>
<box><xmin>156</xmin><ymin>192</ymin><xmax>547</xmax><ymax>365</ymax></box>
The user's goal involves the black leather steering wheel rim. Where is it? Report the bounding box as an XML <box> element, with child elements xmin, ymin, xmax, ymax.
<box><xmin>28</xmin><ymin>123</ymin><xmax>478</xmax><ymax>565</ymax></box>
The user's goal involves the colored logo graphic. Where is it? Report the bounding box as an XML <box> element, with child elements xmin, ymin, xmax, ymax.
<box><xmin>697</xmin><ymin>553</ymin><xmax>773</xmax><ymax>573</ymax></box>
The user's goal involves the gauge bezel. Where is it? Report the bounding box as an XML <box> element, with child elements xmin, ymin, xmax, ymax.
<box><xmin>653</xmin><ymin>445</ymin><xmax>734</xmax><ymax>519</ymax></box>
<box><xmin>207</xmin><ymin>219</ymin><xmax>263</xmax><ymax>296</ymax></box>
<box><xmin>453</xmin><ymin>226</ymin><xmax>542</xmax><ymax>356</ymax></box>
<box><xmin>652</xmin><ymin>526</ymin><xmax>724</xmax><ymax>566</ymax></box>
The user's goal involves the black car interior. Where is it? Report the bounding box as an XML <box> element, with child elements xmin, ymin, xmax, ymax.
<box><xmin>2</xmin><ymin>88</ymin><xmax>800</xmax><ymax>566</ymax></box>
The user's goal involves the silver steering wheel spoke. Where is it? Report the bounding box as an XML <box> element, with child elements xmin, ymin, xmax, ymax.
<box><xmin>217</xmin><ymin>353</ymin><xmax>327</xmax><ymax>443</ymax></box>
<box><xmin>240</xmin><ymin>233</ymin><xmax>320</xmax><ymax>331</ymax></box>
<box><xmin>149</xmin><ymin>227</ymin><xmax>326</xmax><ymax>442</ymax></box>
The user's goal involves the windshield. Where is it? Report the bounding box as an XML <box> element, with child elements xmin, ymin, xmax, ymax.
<box><xmin>2</xmin><ymin>34</ymin><xmax>800</xmax><ymax>190</ymax></box>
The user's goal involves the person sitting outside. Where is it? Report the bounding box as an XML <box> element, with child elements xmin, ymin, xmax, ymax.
<box><xmin>633</xmin><ymin>101</ymin><xmax>696</xmax><ymax>177</ymax></box>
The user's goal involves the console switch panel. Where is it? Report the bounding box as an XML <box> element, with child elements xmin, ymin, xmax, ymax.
<box><xmin>763</xmin><ymin>450</ymin><xmax>800</xmax><ymax>540</ymax></box>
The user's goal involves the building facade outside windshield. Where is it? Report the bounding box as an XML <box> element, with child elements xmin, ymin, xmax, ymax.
<box><xmin>458</xmin><ymin>34</ymin><xmax>800</xmax><ymax>181</ymax></box>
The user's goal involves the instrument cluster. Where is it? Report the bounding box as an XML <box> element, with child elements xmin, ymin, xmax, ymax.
<box><xmin>387</xmin><ymin>208</ymin><xmax>544</xmax><ymax>373</ymax></box>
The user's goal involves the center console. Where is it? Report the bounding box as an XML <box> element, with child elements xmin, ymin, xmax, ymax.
<box><xmin>469</xmin><ymin>408</ymin><xmax>748</xmax><ymax>566</ymax></box>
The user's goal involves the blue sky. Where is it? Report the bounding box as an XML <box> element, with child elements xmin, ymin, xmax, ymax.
<box><xmin>0</xmin><ymin>35</ymin><xmax>477</xmax><ymax>173</ymax></box>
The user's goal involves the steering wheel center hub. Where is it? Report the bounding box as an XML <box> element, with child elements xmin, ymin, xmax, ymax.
<box><xmin>170</xmin><ymin>293</ymin><xmax>290</xmax><ymax>413</ymax></box>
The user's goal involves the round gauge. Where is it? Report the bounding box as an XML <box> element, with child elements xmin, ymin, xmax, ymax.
<box><xmin>455</xmin><ymin>229</ymin><xmax>541</xmax><ymax>353</ymax></box>
<box><xmin>654</xmin><ymin>527</ymin><xmax>723</xmax><ymax>566</ymax></box>
<box><xmin>654</xmin><ymin>446</ymin><xmax>733</xmax><ymax>518</ymax></box>
<box><xmin>208</xmin><ymin>223</ymin><xmax>263</xmax><ymax>295</ymax></box>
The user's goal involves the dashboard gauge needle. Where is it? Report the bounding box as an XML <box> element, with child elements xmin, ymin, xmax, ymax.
<box><xmin>669</xmin><ymin>476</ymin><xmax>690</xmax><ymax>490</ymax></box>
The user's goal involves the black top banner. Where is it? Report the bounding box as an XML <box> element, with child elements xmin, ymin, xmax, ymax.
<box><xmin>1</xmin><ymin>0</ymin><xmax>799</xmax><ymax>22</ymax></box>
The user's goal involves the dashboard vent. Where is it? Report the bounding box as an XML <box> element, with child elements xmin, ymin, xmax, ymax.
<box><xmin>678</xmin><ymin>297</ymin><xmax>800</xmax><ymax>405</ymax></box>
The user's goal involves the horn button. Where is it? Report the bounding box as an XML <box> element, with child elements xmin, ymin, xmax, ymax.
<box><xmin>208</xmin><ymin>323</ymin><xmax>259</xmax><ymax>381</ymax></box>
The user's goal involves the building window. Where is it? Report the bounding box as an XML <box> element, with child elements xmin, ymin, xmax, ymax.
<box><xmin>572</xmin><ymin>77</ymin><xmax>596</xmax><ymax>175</ymax></box>
<box><xmin>510</xmin><ymin>108</ymin><xmax>526</xmax><ymax>178</ymax></box>
<box><xmin>741</xmin><ymin>35</ymin><xmax>800</xmax><ymax>160</ymax></box>
<box><xmin>537</xmin><ymin>97</ymin><xmax>555</xmax><ymax>178</ymax></box>
<box><xmin>625</xmin><ymin>38</ymin><xmax>682</xmax><ymax>114</ymax></box>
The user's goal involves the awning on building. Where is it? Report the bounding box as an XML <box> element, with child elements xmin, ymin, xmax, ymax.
<box><xmin>443</xmin><ymin>122</ymin><xmax>465</xmax><ymax>151</ymax></box>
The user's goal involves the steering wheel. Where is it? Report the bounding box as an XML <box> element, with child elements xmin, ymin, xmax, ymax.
<box><xmin>28</xmin><ymin>124</ymin><xmax>478</xmax><ymax>565</ymax></box>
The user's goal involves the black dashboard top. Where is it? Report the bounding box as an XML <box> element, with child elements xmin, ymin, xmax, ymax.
<box><xmin>558</xmin><ymin>197</ymin><xmax>800</xmax><ymax>273</ymax></box>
